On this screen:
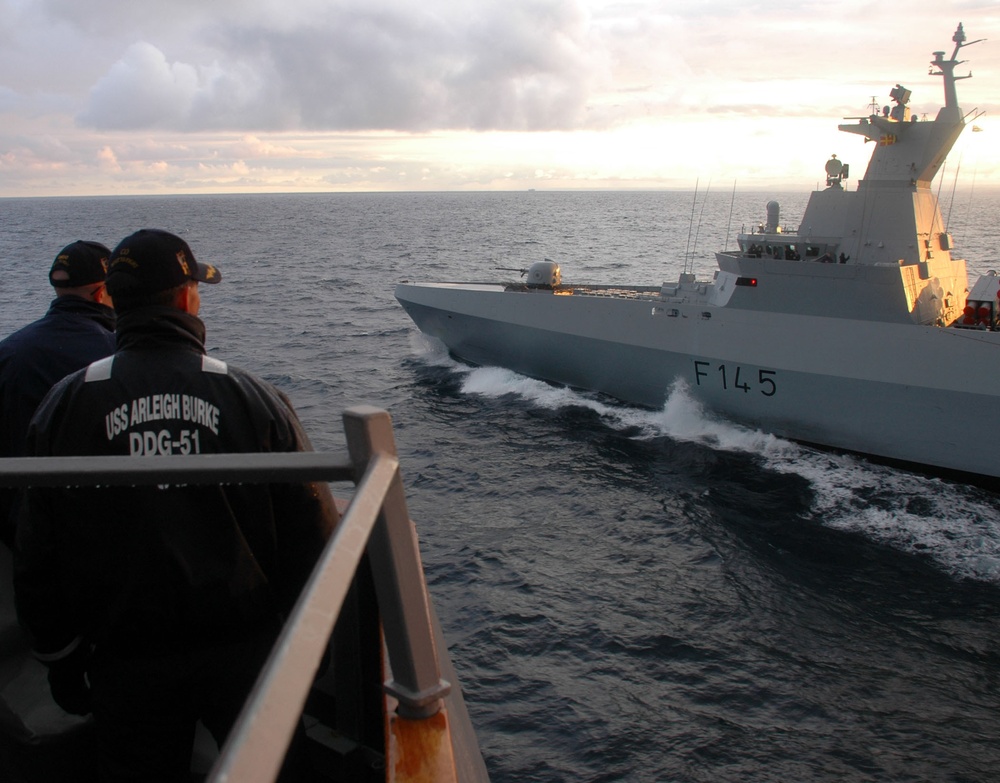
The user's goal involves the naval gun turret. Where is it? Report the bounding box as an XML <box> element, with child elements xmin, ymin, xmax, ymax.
<box><xmin>525</xmin><ymin>260</ymin><xmax>561</xmax><ymax>289</ymax></box>
<box><xmin>496</xmin><ymin>259</ymin><xmax>562</xmax><ymax>291</ymax></box>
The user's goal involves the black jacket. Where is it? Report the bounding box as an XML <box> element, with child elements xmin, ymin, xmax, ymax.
<box><xmin>0</xmin><ymin>296</ymin><xmax>116</xmax><ymax>544</ymax></box>
<box><xmin>14</xmin><ymin>307</ymin><xmax>337</xmax><ymax>660</ymax></box>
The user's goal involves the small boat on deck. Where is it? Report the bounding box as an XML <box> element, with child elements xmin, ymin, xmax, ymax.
<box><xmin>396</xmin><ymin>25</ymin><xmax>999</xmax><ymax>484</ymax></box>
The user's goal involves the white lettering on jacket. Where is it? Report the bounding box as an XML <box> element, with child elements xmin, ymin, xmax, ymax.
<box><xmin>105</xmin><ymin>394</ymin><xmax>220</xmax><ymax>440</ymax></box>
<box><xmin>94</xmin><ymin>353</ymin><xmax>228</xmax><ymax>442</ymax></box>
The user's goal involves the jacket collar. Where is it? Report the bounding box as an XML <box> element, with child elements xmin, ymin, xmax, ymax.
<box><xmin>47</xmin><ymin>295</ymin><xmax>116</xmax><ymax>332</ymax></box>
<box><xmin>115</xmin><ymin>306</ymin><xmax>207</xmax><ymax>353</ymax></box>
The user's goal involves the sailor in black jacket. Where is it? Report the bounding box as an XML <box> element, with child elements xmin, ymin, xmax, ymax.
<box><xmin>0</xmin><ymin>241</ymin><xmax>116</xmax><ymax>545</ymax></box>
<box><xmin>15</xmin><ymin>229</ymin><xmax>339</xmax><ymax>782</ymax></box>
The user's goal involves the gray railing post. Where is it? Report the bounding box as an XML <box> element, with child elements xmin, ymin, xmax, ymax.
<box><xmin>342</xmin><ymin>406</ymin><xmax>452</xmax><ymax>718</ymax></box>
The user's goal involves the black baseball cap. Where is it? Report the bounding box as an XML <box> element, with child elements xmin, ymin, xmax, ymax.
<box><xmin>49</xmin><ymin>240</ymin><xmax>111</xmax><ymax>288</ymax></box>
<box><xmin>106</xmin><ymin>229</ymin><xmax>221</xmax><ymax>297</ymax></box>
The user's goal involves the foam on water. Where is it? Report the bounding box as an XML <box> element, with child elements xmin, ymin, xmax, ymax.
<box><xmin>770</xmin><ymin>452</ymin><xmax>1000</xmax><ymax>584</ymax></box>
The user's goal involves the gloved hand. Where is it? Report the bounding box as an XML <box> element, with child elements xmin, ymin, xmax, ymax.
<box><xmin>46</xmin><ymin>643</ymin><xmax>93</xmax><ymax>716</ymax></box>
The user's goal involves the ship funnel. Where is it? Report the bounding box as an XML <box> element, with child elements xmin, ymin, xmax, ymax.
<box><xmin>765</xmin><ymin>201</ymin><xmax>780</xmax><ymax>233</ymax></box>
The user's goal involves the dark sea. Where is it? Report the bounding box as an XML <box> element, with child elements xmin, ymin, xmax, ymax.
<box><xmin>3</xmin><ymin>189</ymin><xmax>1000</xmax><ymax>782</ymax></box>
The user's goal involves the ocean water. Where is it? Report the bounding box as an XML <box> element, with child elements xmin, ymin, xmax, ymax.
<box><xmin>2</xmin><ymin>189</ymin><xmax>1000</xmax><ymax>782</ymax></box>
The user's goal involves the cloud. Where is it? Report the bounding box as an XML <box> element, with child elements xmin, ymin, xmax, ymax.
<box><xmin>230</xmin><ymin>135</ymin><xmax>312</xmax><ymax>159</ymax></box>
<box><xmin>79</xmin><ymin>42</ymin><xmax>214</xmax><ymax>130</ymax></box>
<box><xmin>96</xmin><ymin>145</ymin><xmax>121</xmax><ymax>172</ymax></box>
<box><xmin>2</xmin><ymin>1</ymin><xmax>998</xmax><ymax>196</ymax></box>
<box><xmin>78</xmin><ymin>0</ymin><xmax>605</xmax><ymax>133</ymax></box>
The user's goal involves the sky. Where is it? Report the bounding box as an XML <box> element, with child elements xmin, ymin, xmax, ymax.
<box><xmin>1</xmin><ymin>0</ymin><xmax>998</xmax><ymax>197</ymax></box>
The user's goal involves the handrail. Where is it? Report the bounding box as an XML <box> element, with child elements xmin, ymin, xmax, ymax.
<box><xmin>0</xmin><ymin>405</ymin><xmax>479</xmax><ymax>782</ymax></box>
<box><xmin>343</xmin><ymin>408</ymin><xmax>452</xmax><ymax>719</ymax></box>
<box><xmin>0</xmin><ymin>450</ymin><xmax>354</xmax><ymax>487</ymax></box>
<box><xmin>212</xmin><ymin>449</ymin><xmax>403</xmax><ymax>783</ymax></box>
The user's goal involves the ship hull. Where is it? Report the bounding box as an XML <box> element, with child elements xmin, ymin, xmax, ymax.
<box><xmin>396</xmin><ymin>281</ymin><xmax>1000</xmax><ymax>481</ymax></box>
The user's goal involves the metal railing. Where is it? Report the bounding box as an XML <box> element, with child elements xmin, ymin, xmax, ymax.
<box><xmin>0</xmin><ymin>405</ymin><xmax>488</xmax><ymax>783</ymax></box>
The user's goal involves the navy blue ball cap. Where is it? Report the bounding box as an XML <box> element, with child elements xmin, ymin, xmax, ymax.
<box><xmin>106</xmin><ymin>229</ymin><xmax>221</xmax><ymax>297</ymax></box>
<box><xmin>49</xmin><ymin>240</ymin><xmax>111</xmax><ymax>288</ymax></box>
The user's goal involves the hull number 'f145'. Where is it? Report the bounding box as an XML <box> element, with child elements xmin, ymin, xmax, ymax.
<box><xmin>694</xmin><ymin>361</ymin><xmax>777</xmax><ymax>396</ymax></box>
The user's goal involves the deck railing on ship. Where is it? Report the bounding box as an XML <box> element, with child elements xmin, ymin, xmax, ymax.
<box><xmin>0</xmin><ymin>405</ymin><xmax>489</xmax><ymax>783</ymax></box>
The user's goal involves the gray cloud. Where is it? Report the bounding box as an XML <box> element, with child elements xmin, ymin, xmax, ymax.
<box><xmin>78</xmin><ymin>1</ymin><xmax>604</xmax><ymax>133</ymax></box>
<box><xmin>3</xmin><ymin>1</ymin><xmax>996</xmax><ymax>197</ymax></box>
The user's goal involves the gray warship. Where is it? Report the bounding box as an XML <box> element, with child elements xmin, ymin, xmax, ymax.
<box><xmin>396</xmin><ymin>25</ymin><xmax>996</xmax><ymax>483</ymax></box>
